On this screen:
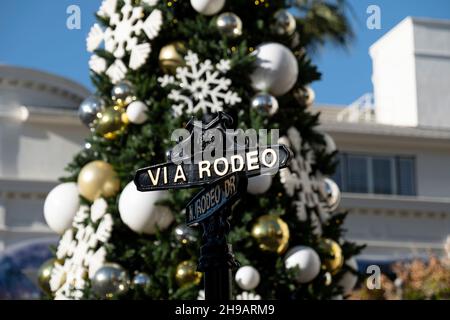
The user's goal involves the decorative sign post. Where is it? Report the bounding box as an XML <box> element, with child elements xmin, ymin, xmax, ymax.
<box><xmin>134</xmin><ymin>112</ymin><xmax>292</xmax><ymax>300</ymax></box>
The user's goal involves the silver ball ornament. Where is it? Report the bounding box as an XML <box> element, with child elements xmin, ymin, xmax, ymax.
<box><xmin>78</xmin><ymin>95</ymin><xmax>105</xmax><ymax>128</ymax></box>
<box><xmin>174</xmin><ymin>224</ymin><xmax>198</xmax><ymax>245</ymax></box>
<box><xmin>91</xmin><ymin>263</ymin><xmax>130</xmax><ymax>299</ymax></box>
<box><xmin>216</xmin><ymin>12</ymin><xmax>243</xmax><ymax>38</ymax></box>
<box><xmin>111</xmin><ymin>81</ymin><xmax>135</xmax><ymax>104</ymax></box>
<box><xmin>251</xmin><ymin>93</ymin><xmax>279</xmax><ymax>116</ymax></box>
<box><xmin>323</xmin><ymin>178</ymin><xmax>341</xmax><ymax>212</ymax></box>
<box><xmin>132</xmin><ymin>272</ymin><xmax>151</xmax><ymax>290</ymax></box>
<box><xmin>272</xmin><ymin>9</ymin><xmax>296</xmax><ymax>36</ymax></box>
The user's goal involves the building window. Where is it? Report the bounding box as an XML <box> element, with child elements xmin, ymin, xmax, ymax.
<box><xmin>333</xmin><ymin>153</ymin><xmax>416</xmax><ymax>196</ymax></box>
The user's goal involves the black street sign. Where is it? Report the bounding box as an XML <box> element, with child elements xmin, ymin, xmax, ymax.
<box><xmin>185</xmin><ymin>172</ymin><xmax>247</xmax><ymax>226</ymax></box>
<box><xmin>134</xmin><ymin>145</ymin><xmax>291</xmax><ymax>192</ymax></box>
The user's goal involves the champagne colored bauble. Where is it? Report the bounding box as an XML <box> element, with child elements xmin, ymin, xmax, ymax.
<box><xmin>250</xmin><ymin>43</ymin><xmax>299</xmax><ymax>96</ymax></box>
<box><xmin>235</xmin><ymin>266</ymin><xmax>260</xmax><ymax>291</ymax></box>
<box><xmin>132</xmin><ymin>272</ymin><xmax>151</xmax><ymax>290</ymax></box>
<box><xmin>323</xmin><ymin>178</ymin><xmax>341</xmax><ymax>212</ymax></box>
<box><xmin>338</xmin><ymin>258</ymin><xmax>359</xmax><ymax>296</ymax></box>
<box><xmin>78</xmin><ymin>95</ymin><xmax>105</xmax><ymax>128</ymax></box>
<box><xmin>119</xmin><ymin>181</ymin><xmax>174</xmax><ymax>235</ymax></box>
<box><xmin>44</xmin><ymin>182</ymin><xmax>79</xmax><ymax>234</ymax></box>
<box><xmin>247</xmin><ymin>174</ymin><xmax>272</xmax><ymax>195</ymax></box>
<box><xmin>321</xmin><ymin>239</ymin><xmax>344</xmax><ymax>274</ymax></box>
<box><xmin>251</xmin><ymin>215</ymin><xmax>289</xmax><ymax>254</ymax></box>
<box><xmin>38</xmin><ymin>259</ymin><xmax>56</xmax><ymax>296</ymax></box>
<box><xmin>174</xmin><ymin>224</ymin><xmax>198</xmax><ymax>245</ymax></box>
<box><xmin>92</xmin><ymin>263</ymin><xmax>130</xmax><ymax>299</ymax></box>
<box><xmin>95</xmin><ymin>105</ymin><xmax>129</xmax><ymax>140</ymax></box>
<box><xmin>216</xmin><ymin>12</ymin><xmax>243</xmax><ymax>38</ymax></box>
<box><xmin>272</xmin><ymin>9</ymin><xmax>296</xmax><ymax>36</ymax></box>
<box><xmin>126</xmin><ymin>101</ymin><xmax>148</xmax><ymax>124</ymax></box>
<box><xmin>159</xmin><ymin>42</ymin><xmax>187</xmax><ymax>74</ymax></box>
<box><xmin>111</xmin><ymin>81</ymin><xmax>135</xmax><ymax>104</ymax></box>
<box><xmin>78</xmin><ymin>160</ymin><xmax>120</xmax><ymax>202</ymax></box>
<box><xmin>175</xmin><ymin>261</ymin><xmax>202</xmax><ymax>287</ymax></box>
<box><xmin>190</xmin><ymin>0</ymin><xmax>225</xmax><ymax>16</ymax></box>
<box><xmin>284</xmin><ymin>246</ymin><xmax>321</xmax><ymax>283</ymax></box>
<box><xmin>250</xmin><ymin>93</ymin><xmax>279</xmax><ymax>116</ymax></box>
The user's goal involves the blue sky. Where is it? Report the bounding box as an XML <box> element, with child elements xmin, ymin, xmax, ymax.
<box><xmin>0</xmin><ymin>0</ymin><xmax>449</xmax><ymax>106</ymax></box>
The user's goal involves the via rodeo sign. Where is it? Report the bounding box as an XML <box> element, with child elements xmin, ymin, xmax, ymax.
<box><xmin>134</xmin><ymin>112</ymin><xmax>292</xmax><ymax>300</ymax></box>
<box><xmin>134</xmin><ymin>115</ymin><xmax>292</xmax><ymax>193</ymax></box>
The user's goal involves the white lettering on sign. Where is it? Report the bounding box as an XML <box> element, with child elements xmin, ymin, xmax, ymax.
<box><xmin>147</xmin><ymin>148</ymin><xmax>279</xmax><ymax>187</ymax></box>
<box><xmin>189</xmin><ymin>175</ymin><xmax>237</xmax><ymax>223</ymax></box>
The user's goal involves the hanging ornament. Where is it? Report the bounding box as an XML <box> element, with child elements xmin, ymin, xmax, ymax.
<box><xmin>126</xmin><ymin>101</ymin><xmax>148</xmax><ymax>124</ymax></box>
<box><xmin>111</xmin><ymin>81</ymin><xmax>135</xmax><ymax>104</ymax></box>
<box><xmin>321</xmin><ymin>239</ymin><xmax>344</xmax><ymax>274</ymax></box>
<box><xmin>174</xmin><ymin>224</ymin><xmax>198</xmax><ymax>245</ymax></box>
<box><xmin>250</xmin><ymin>43</ymin><xmax>299</xmax><ymax>96</ymax></box>
<box><xmin>272</xmin><ymin>9</ymin><xmax>296</xmax><ymax>36</ymax></box>
<box><xmin>235</xmin><ymin>266</ymin><xmax>260</xmax><ymax>291</ymax></box>
<box><xmin>175</xmin><ymin>261</ymin><xmax>202</xmax><ymax>287</ymax></box>
<box><xmin>78</xmin><ymin>95</ymin><xmax>106</xmax><ymax>128</ymax></box>
<box><xmin>250</xmin><ymin>93</ymin><xmax>279</xmax><ymax>116</ymax></box>
<box><xmin>338</xmin><ymin>258</ymin><xmax>359</xmax><ymax>296</ymax></box>
<box><xmin>216</xmin><ymin>12</ymin><xmax>243</xmax><ymax>38</ymax></box>
<box><xmin>44</xmin><ymin>182</ymin><xmax>80</xmax><ymax>234</ymax></box>
<box><xmin>190</xmin><ymin>0</ymin><xmax>225</xmax><ymax>16</ymax></box>
<box><xmin>247</xmin><ymin>174</ymin><xmax>272</xmax><ymax>195</ymax></box>
<box><xmin>132</xmin><ymin>272</ymin><xmax>151</xmax><ymax>290</ymax></box>
<box><xmin>158</xmin><ymin>50</ymin><xmax>241</xmax><ymax>116</ymax></box>
<box><xmin>158</xmin><ymin>41</ymin><xmax>187</xmax><ymax>75</ymax></box>
<box><xmin>294</xmin><ymin>86</ymin><xmax>315</xmax><ymax>107</ymax></box>
<box><xmin>323</xmin><ymin>178</ymin><xmax>341</xmax><ymax>212</ymax></box>
<box><xmin>38</xmin><ymin>259</ymin><xmax>56</xmax><ymax>296</ymax></box>
<box><xmin>284</xmin><ymin>246</ymin><xmax>321</xmax><ymax>283</ymax></box>
<box><xmin>95</xmin><ymin>105</ymin><xmax>129</xmax><ymax>140</ymax></box>
<box><xmin>119</xmin><ymin>181</ymin><xmax>174</xmax><ymax>235</ymax></box>
<box><xmin>78</xmin><ymin>160</ymin><xmax>120</xmax><ymax>202</ymax></box>
<box><xmin>91</xmin><ymin>263</ymin><xmax>130</xmax><ymax>299</ymax></box>
<box><xmin>323</xmin><ymin>272</ymin><xmax>333</xmax><ymax>286</ymax></box>
<box><xmin>251</xmin><ymin>215</ymin><xmax>289</xmax><ymax>254</ymax></box>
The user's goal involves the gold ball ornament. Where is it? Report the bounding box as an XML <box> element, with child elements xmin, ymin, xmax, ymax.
<box><xmin>321</xmin><ymin>239</ymin><xmax>344</xmax><ymax>274</ymax></box>
<box><xmin>78</xmin><ymin>160</ymin><xmax>120</xmax><ymax>202</ymax></box>
<box><xmin>95</xmin><ymin>105</ymin><xmax>129</xmax><ymax>140</ymax></box>
<box><xmin>175</xmin><ymin>261</ymin><xmax>202</xmax><ymax>287</ymax></box>
<box><xmin>251</xmin><ymin>215</ymin><xmax>290</xmax><ymax>254</ymax></box>
<box><xmin>38</xmin><ymin>259</ymin><xmax>56</xmax><ymax>296</ymax></box>
<box><xmin>159</xmin><ymin>42</ymin><xmax>187</xmax><ymax>74</ymax></box>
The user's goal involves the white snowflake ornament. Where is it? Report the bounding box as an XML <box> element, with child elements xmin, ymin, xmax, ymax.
<box><xmin>158</xmin><ymin>51</ymin><xmax>242</xmax><ymax>116</ymax></box>
<box><xmin>50</xmin><ymin>201</ymin><xmax>115</xmax><ymax>300</ymax></box>
<box><xmin>87</xmin><ymin>0</ymin><xmax>162</xmax><ymax>82</ymax></box>
<box><xmin>279</xmin><ymin>127</ymin><xmax>332</xmax><ymax>229</ymax></box>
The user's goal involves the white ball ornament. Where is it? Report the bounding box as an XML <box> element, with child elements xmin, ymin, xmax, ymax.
<box><xmin>44</xmin><ymin>183</ymin><xmax>80</xmax><ymax>234</ymax></box>
<box><xmin>285</xmin><ymin>246</ymin><xmax>321</xmax><ymax>284</ymax></box>
<box><xmin>247</xmin><ymin>174</ymin><xmax>272</xmax><ymax>195</ymax></box>
<box><xmin>250</xmin><ymin>43</ymin><xmax>299</xmax><ymax>96</ymax></box>
<box><xmin>338</xmin><ymin>258</ymin><xmax>359</xmax><ymax>296</ymax></box>
<box><xmin>235</xmin><ymin>266</ymin><xmax>260</xmax><ymax>291</ymax></box>
<box><xmin>190</xmin><ymin>0</ymin><xmax>225</xmax><ymax>16</ymax></box>
<box><xmin>126</xmin><ymin>101</ymin><xmax>148</xmax><ymax>124</ymax></box>
<box><xmin>119</xmin><ymin>181</ymin><xmax>174</xmax><ymax>235</ymax></box>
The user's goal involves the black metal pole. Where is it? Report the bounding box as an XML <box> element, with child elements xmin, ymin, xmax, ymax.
<box><xmin>198</xmin><ymin>207</ymin><xmax>239</xmax><ymax>300</ymax></box>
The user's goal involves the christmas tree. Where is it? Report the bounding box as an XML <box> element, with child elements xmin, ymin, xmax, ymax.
<box><xmin>41</xmin><ymin>0</ymin><xmax>363</xmax><ymax>300</ymax></box>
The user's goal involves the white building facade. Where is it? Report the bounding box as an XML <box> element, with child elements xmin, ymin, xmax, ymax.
<box><xmin>319</xmin><ymin>17</ymin><xmax>450</xmax><ymax>264</ymax></box>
